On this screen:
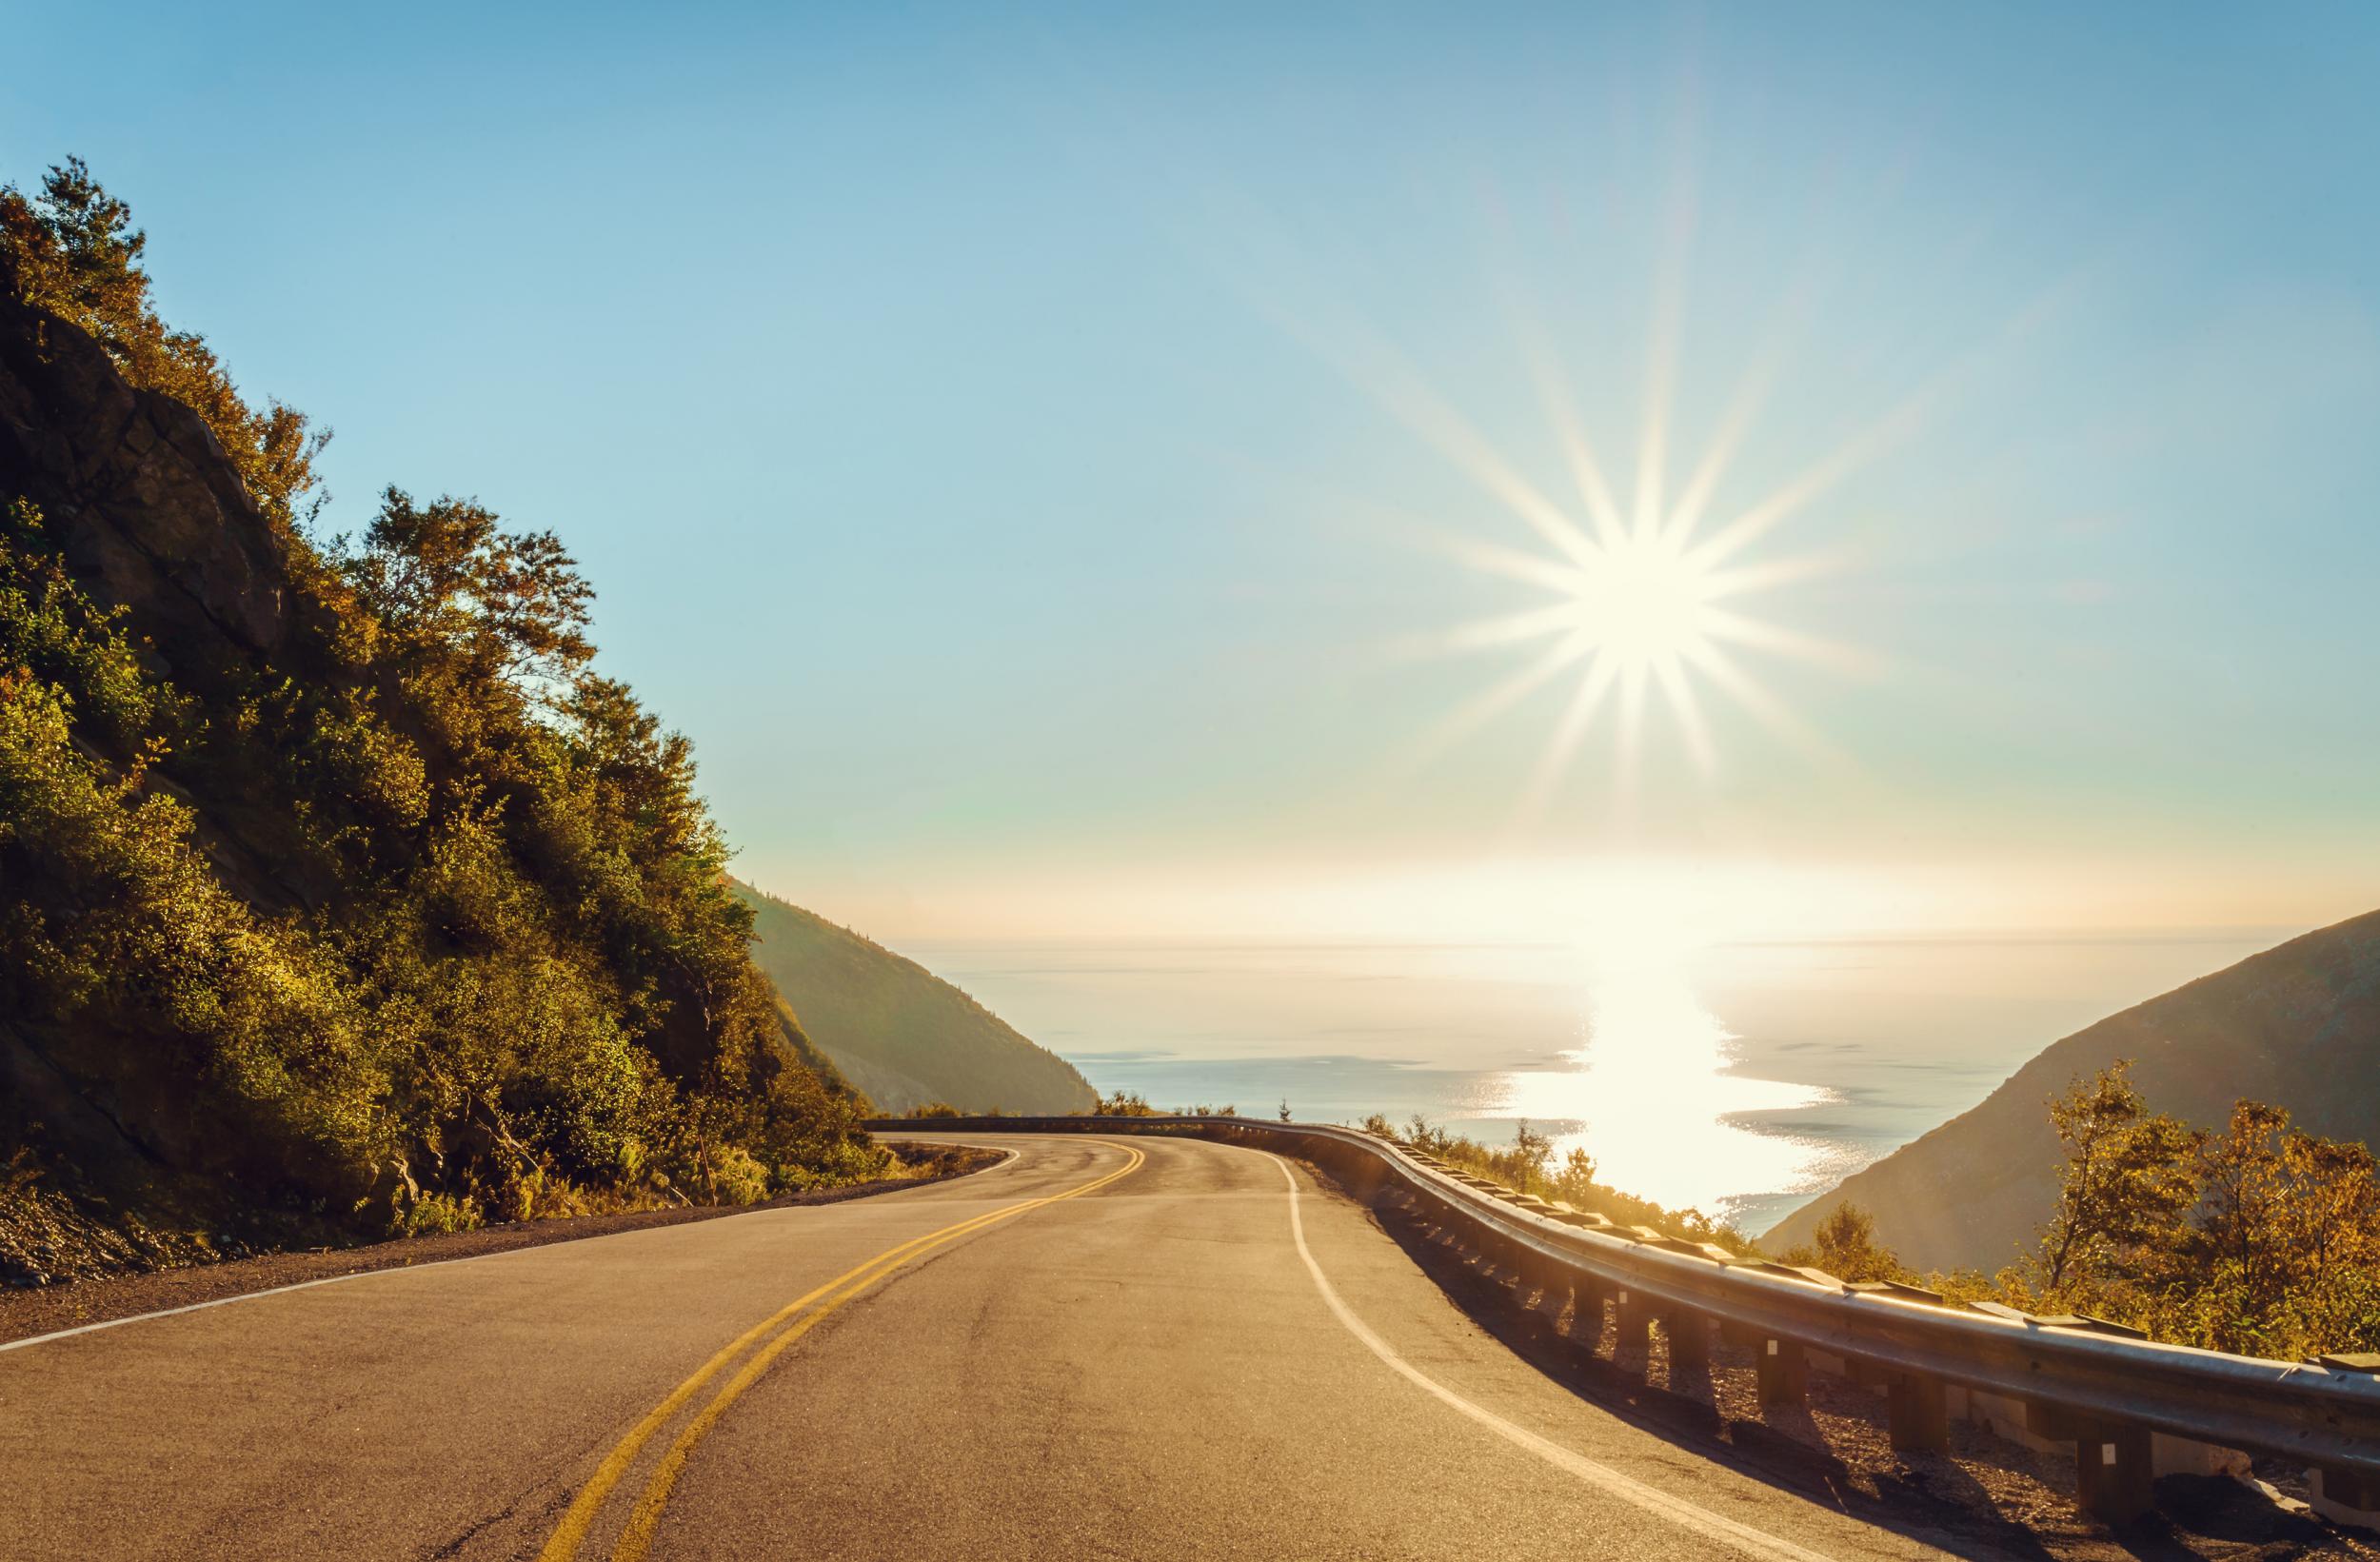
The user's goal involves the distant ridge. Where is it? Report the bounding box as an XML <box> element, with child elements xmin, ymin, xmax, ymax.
<box><xmin>1766</xmin><ymin>909</ymin><xmax>2380</xmax><ymax>1273</ymax></box>
<box><xmin>732</xmin><ymin>881</ymin><xmax>1097</xmax><ymax>1116</ymax></box>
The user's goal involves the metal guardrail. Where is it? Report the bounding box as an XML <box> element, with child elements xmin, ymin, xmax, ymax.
<box><xmin>870</xmin><ymin>1114</ymin><xmax>2380</xmax><ymax>1522</ymax></box>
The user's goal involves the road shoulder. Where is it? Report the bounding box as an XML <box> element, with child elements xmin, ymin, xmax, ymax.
<box><xmin>0</xmin><ymin>1145</ymin><xmax>1004</xmax><ymax>1348</ymax></box>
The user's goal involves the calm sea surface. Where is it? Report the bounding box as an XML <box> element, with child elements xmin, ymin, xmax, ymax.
<box><xmin>902</xmin><ymin>929</ymin><xmax>2290</xmax><ymax>1236</ymax></box>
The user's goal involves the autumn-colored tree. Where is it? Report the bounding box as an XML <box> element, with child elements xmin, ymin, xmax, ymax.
<box><xmin>2031</xmin><ymin>1060</ymin><xmax>2198</xmax><ymax>1303</ymax></box>
<box><xmin>1777</xmin><ymin>1202</ymin><xmax>1911</xmax><ymax>1284</ymax></box>
<box><xmin>1512</xmin><ymin>1118</ymin><xmax>1553</xmax><ymax>1185</ymax></box>
<box><xmin>1548</xmin><ymin>1146</ymin><xmax>1599</xmax><ymax>1206</ymax></box>
<box><xmin>0</xmin><ymin>158</ymin><xmax>327</xmax><ymax>529</ymax></box>
<box><xmin>342</xmin><ymin>488</ymin><xmax>595</xmax><ymax>696</ymax></box>
<box><xmin>2173</xmin><ymin>1101</ymin><xmax>2380</xmax><ymax>1357</ymax></box>
<box><xmin>2013</xmin><ymin>1070</ymin><xmax>2380</xmax><ymax>1357</ymax></box>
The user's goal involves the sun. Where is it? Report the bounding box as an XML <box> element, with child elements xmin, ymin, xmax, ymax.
<box><xmin>1386</xmin><ymin>356</ymin><xmax>1879</xmax><ymax>820</ymax></box>
<box><xmin>1568</xmin><ymin>528</ymin><xmax>1717</xmax><ymax>671</ymax></box>
<box><xmin>1240</xmin><ymin>205</ymin><xmax>1901</xmax><ymax>815</ymax></box>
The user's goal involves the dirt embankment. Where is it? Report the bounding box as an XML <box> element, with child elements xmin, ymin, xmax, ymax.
<box><xmin>0</xmin><ymin>1144</ymin><xmax>1003</xmax><ymax>1347</ymax></box>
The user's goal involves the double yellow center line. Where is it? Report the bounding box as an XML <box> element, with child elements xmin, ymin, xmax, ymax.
<box><xmin>539</xmin><ymin>1141</ymin><xmax>1144</xmax><ymax>1562</ymax></box>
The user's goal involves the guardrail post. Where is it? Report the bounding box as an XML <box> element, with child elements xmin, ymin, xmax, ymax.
<box><xmin>1483</xmin><ymin>1230</ymin><xmax>1520</xmax><ymax>1292</ymax></box>
<box><xmin>1886</xmin><ymin>1369</ymin><xmax>1950</xmax><ymax>1453</ymax></box>
<box><xmin>1755</xmin><ymin>1336</ymin><xmax>1807</xmax><ymax>1405</ymax></box>
<box><xmin>2072</xmin><ymin>1419</ymin><xmax>2153</xmax><ymax>1524</ymax></box>
<box><xmin>1566</xmin><ymin>1277</ymin><xmax>1609</xmax><ymax>1356</ymax></box>
<box><xmin>1539</xmin><ymin>1250</ymin><xmax>1567</xmax><ymax>1315</ymax></box>
<box><xmin>2311</xmin><ymin>1465</ymin><xmax>2380</xmax><ymax>1529</ymax></box>
<box><xmin>1614</xmin><ymin>1286</ymin><xmax>1652</xmax><ymax>1358</ymax></box>
<box><xmin>1539</xmin><ymin>1262</ymin><xmax>1574</xmax><ymax>1324</ymax></box>
<box><xmin>1662</xmin><ymin>1306</ymin><xmax>1710</xmax><ymax>1373</ymax></box>
<box><xmin>1511</xmin><ymin>1243</ymin><xmax>1541</xmax><ymax>1300</ymax></box>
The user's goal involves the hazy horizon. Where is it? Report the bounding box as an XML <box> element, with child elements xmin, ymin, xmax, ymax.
<box><xmin>893</xmin><ymin>918</ymin><xmax>2311</xmax><ymax>1234</ymax></box>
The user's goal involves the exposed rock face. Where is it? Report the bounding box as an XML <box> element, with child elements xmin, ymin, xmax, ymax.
<box><xmin>0</xmin><ymin>294</ymin><xmax>289</xmax><ymax>681</ymax></box>
<box><xmin>1766</xmin><ymin>910</ymin><xmax>2380</xmax><ymax>1273</ymax></box>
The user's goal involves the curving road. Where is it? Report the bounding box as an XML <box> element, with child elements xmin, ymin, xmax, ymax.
<box><xmin>1</xmin><ymin>1134</ymin><xmax>1968</xmax><ymax>1560</ymax></box>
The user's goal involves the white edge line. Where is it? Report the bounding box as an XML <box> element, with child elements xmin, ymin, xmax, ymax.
<box><xmin>0</xmin><ymin>1151</ymin><xmax>1028</xmax><ymax>1356</ymax></box>
<box><xmin>0</xmin><ymin>1249</ymin><xmax>521</xmax><ymax>1354</ymax></box>
<box><xmin>1248</xmin><ymin>1145</ymin><xmax>1857</xmax><ymax>1562</ymax></box>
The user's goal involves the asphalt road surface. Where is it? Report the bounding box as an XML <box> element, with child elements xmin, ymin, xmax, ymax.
<box><xmin>1</xmin><ymin>1134</ymin><xmax>1970</xmax><ymax>1560</ymax></box>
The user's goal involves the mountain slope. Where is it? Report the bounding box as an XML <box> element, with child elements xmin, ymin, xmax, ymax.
<box><xmin>1766</xmin><ymin>910</ymin><xmax>2380</xmax><ymax>1273</ymax></box>
<box><xmin>0</xmin><ymin>162</ymin><xmax>877</xmax><ymax>1281</ymax></box>
<box><xmin>733</xmin><ymin>881</ymin><xmax>1096</xmax><ymax>1115</ymax></box>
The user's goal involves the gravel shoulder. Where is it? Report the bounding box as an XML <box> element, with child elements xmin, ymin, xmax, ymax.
<box><xmin>0</xmin><ymin>1144</ymin><xmax>1004</xmax><ymax>1347</ymax></box>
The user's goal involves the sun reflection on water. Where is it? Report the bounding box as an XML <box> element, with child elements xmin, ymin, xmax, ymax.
<box><xmin>1478</xmin><ymin>925</ymin><xmax>1835</xmax><ymax>1225</ymax></box>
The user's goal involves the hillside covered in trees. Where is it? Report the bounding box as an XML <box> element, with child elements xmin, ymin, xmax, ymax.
<box><xmin>0</xmin><ymin>161</ymin><xmax>883</xmax><ymax>1283</ymax></box>
<box><xmin>1767</xmin><ymin>909</ymin><xmax>2380</xmax><ymax>1274</ymax></box>
<box><xmin>733</xmin><ymin>881</ymin><xmax>1096</xmax><ymax>1115</ymax></box>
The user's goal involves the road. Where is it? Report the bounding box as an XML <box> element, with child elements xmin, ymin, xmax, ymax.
<box><xmin>0</xmin><ymin>1133</ymin><xmax>1970</xmax><ymax>1560</ymax></box>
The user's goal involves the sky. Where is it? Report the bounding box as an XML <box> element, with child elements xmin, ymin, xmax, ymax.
<box><xmin>9</xmin><ymin>2</ymin><xmax>2378</xmax><ymax>945</ymax></box>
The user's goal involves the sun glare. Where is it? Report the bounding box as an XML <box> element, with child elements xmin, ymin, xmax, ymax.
<box><xmin>1566</xmin><ymin>528</ymin><xmax>1716</xmax><ymax>669</ymax></box>
<box><xmin>1451</xmin><ymin>913</ymin><xmax>1845</xmax><ymax>1222</ymax></box>
<box><xmin>1360</xmin><ymin>266</ymin><xmax>1894</xmax><ymax>821</ymax></box>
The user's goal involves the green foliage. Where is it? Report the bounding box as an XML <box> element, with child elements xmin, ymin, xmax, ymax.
<box><xmin>2032</xmin><ymin>1081</ymin><xmax>2380</xmax><ymax>1358</ymax></box>
<box><xmin>2031</xmin><ymin>1059</ymin><xmax>2199</xmax><ymax>1299</ymax></box>
<box><xmin>1778</xmin><ymin>1203</ymin><xmax>1911</xmax><ymax>1285</ymax></box>
<box><xmin>0</xmin><ymin>162</ymin><xmax>884</xmax><ymax>1277</ymax></box>
<box><xmin>1</xmin><ymin>159</ymin><xmax>327</xmax><ymax>530</ymax></box>
<box><xmin>1091</xmin><ymin>1089</ymin><xmax>1158</xmax><ymax>1117</ymax></box>
<box><xmin>398</xmin><ymin>1191</ymin><xmax>483</xmax><ymax>1238</ymax></box>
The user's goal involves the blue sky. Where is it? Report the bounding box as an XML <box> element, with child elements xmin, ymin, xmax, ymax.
<box><xmin>10</xmin><ymin>3</ymin><xmax>2377</xmax><ymax>940</ymax></box>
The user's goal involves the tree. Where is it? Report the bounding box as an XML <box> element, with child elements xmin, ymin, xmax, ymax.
<box><xmin>1512</xmin><ymin>1118</ymin><xmax>1553</xmax><ymax>1189</ymax></box>
<box><xmin>1792</xmin><ymin>1203</ymin><xmax>1909</xmax><ymax>1284</ymax></box>
<box><xmin>342</xmin><ymin>488</ymin><xmax>595</xmax><ymax>696</ymax></box>
<box><xmin>1278</xmin><ymin>1098</ymin><xmax>1291</xmax><ymax>1123</ymax></box>
<box><xmin>1549</xmin><ymin>1146</ymin><xmax>1598</xmax><ymax>1206</ymax></box>
<box><xmin>2180</xmin><ymin>1102</ymin><xmax>2380</xmax><ymax>1357</ymax></box>
<box><xmin>2031</xmin><ymin>1061</ymin><xmax>2198</xmax><ymax>1302</ymax></box>
<box><xmin>1</xmin><ymin>158</ymin><xmax>327</xmax><ymax>529</ymax></box>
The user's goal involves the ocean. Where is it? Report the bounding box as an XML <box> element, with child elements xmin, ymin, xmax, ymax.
<box><xmin>902</xmin><ymin>928</ymin><xmax>2291</xmax><ymax>1236</ymax></box>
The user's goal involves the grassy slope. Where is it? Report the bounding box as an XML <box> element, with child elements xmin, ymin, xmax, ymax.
<box><xmin>733</xmin><ymin>881</ymin><xmax>1097</xmax><ymax>1115</ymax></box>
<box><xmin>1766</xmin><ymin>908</ymin><xmax>2380</xmax><ymax>1272</ymax></box>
